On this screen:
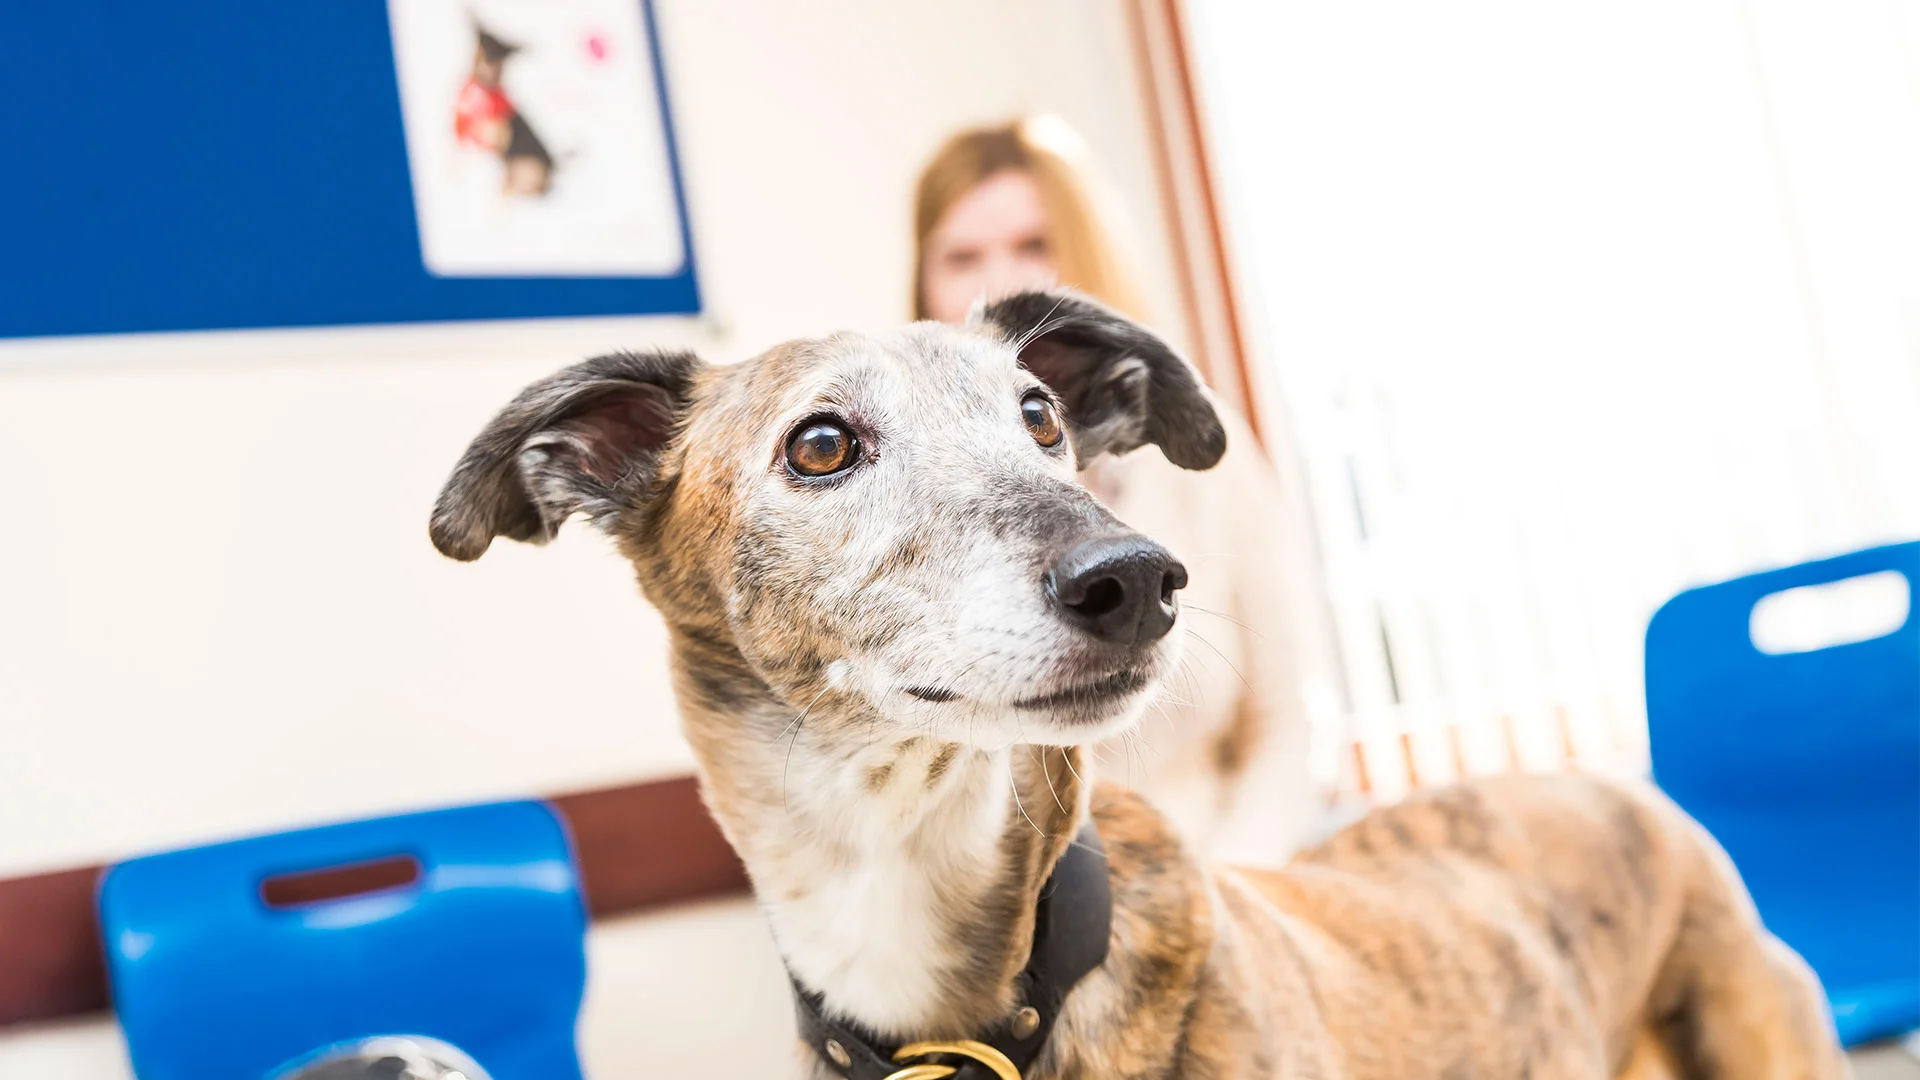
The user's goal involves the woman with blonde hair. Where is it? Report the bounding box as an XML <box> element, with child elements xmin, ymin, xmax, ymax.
<box><xmin>911</xmin><ymin>116</ymin><xmax>1343</xmax><ymax>864</ymax></box>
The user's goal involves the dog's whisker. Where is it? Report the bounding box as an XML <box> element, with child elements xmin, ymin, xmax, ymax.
<box><xmin>1007</xmin><ymin>759</ymin><xmax>1047</xmax><ymax>839</ymax></box>
<box><xmin>1175</xmin><ymin>652</ymin><xmax>1206</xmax><ymax>709</ymax></box>
<box><xmin>1161</xmin><ymin>656</ymin><xmax>1196</xmax><ymax>718</ymax></box>
<box><xmin>782</xmin><ymin>719</ymin><xmax>806</xmax><ymax>813</ymax></box>
<box><xmin>1178</xmin><ymin>630</ymin><xmax>1228</xmax><ymax>709</ymax></box>
<box><xmin>1145</xmin><ymin>696</ymin><xmax>1179</xmax><ymax>736</ymax></box>
<box><xmin>777</xmin><ymin>681</ymin><xmax>839</xmax><ymax>813</ymax></box>
<box><xmin>1011</xmin><ymin>294</ymin><xmax>1071</xmax><ymax>354</ymax></box>
<box><xmin>1182</xmin><ymin>602</ymin><xmax>1266</xmax><ymax>641</ymax></box>
<box><xmin>1126</xmin><ymin>714</ymin><xmax>1163</xmax><ymax>759</ymax></box>
<box><xmin>1145</xmin><ymin>654</ymin><xmax>1196</xmax><ymax>715</ymax></box>
<box><xmin>774</xmin><ymin>682</ymin><xmax>834</xmax><ymax>744</ymax></box>
<box><xmin>1037</xmin><ymin>745</ymin><xmax>1068</xmax><ymax>816</ymax></box>
<box><xmin>1014</xmin><ymin>309</ymin><xmax>1077</xmax><ymax>354</ymax></box>
<box><xmin>1185</xmin><ymin>626</ymin><xmax>1253</xmax><ymax>696</ymax></box>
<box><xmin>1061</xmin><ymin>746</ymin><xmax>1087</xmax><ymax>787</ymax></box>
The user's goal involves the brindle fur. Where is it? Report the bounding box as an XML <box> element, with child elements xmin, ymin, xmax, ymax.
<box><xmin>431</xmin><ymin>291</ymin><xmax>1845</xmax><ymax>1079</ymax></box>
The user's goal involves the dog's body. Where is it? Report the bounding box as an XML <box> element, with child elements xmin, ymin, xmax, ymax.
<box><xmin>1082</xmin><ymin>773</ymin><xmax>1838</xmax><ymax>1079</ymax></box>
<box><xmin>430</xmin><ymin>291</ymin><xmax>1843</xmax><ymax>1079</ymax></box>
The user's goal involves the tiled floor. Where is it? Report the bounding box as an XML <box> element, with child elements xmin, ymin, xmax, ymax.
<box><xmin>1853</xmin><ymin>1042</ymin><xmax>1920</xmax><ymax>1079</ymax></box>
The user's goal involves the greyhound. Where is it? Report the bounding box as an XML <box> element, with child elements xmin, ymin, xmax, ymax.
<box><xmin>430</xmin><ymin>290</ymin><xmax>1844</xmax><ymax>1079</ymax></box>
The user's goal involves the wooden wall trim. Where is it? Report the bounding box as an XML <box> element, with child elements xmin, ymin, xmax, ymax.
<box><xmin>0</xmin><ymin>866</ymin><xmax>101</xmax><ymax>1028</ymax></box>
<box><xmin>1127</xmin><ymin>0</ymin><xmax>1265</xmax><ymax>446</ymax></box>
<box><xmin>0</xmin><ymin>774</ymin><xmax>747</xmax><ymax>1030</ymax></box>
<box><xmin>1127</xmin><ymin>0</ymin><xmax>1213</xmax><ymax>389</ymax></box>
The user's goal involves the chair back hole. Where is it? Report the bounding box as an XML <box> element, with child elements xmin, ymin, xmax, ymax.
<box><xmin>1749</xmin><ymin>570</ymin><xmax>1911</xmax><ymax>655</ymax></box>
<box><xmin>260</xmin><ymin>854</ymin><xmax>422</xmax><ymax>909</ymax></box>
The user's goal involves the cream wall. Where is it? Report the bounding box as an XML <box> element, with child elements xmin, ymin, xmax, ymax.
<box><xmin>0</xmin><ymin>2</ymin><xmax>1183</xmax><ymax>1074</ymax></box>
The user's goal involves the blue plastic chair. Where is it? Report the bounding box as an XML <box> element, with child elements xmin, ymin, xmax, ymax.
<box><xmin>99</xmin><ymin>800</ymin><xmax>589</xmax><ymax>1080</ymax></box>
<box><xmin>1647</xmin><ymin>541</ymin><xmax>1920</xmax><ymax>1047</ymax></box>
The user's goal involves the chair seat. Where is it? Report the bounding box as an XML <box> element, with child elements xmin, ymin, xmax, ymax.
<box><xmin>1647</xmin><ymin>541</ymin><xmax>1920</xmax><ymax>1048</ymax></box>
<box><xmin>99</xmin><ymin>800</ymin><xmax>588</xmax><ymax>1080</ymax></box>
<box><xmin>1832</xmin><ymin>980</ymin><xmax>1920</xmax><ymax>1049</ymax></box>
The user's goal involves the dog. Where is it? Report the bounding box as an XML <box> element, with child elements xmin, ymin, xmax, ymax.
<box><xmin>455</xmin><ymin>25</ymin><xmax>555</xmax><ymax>197</ymax></box>
<box><xmin>429</xmin><ymin>290</ymin><xmax>1844</xmax><ymax>1079</ymax></box>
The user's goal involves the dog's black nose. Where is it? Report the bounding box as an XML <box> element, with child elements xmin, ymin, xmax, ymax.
<box><xmin>1045</xmin><ymin>535</ymin><xmax>1188</xmax><ymax>646</ymax></box>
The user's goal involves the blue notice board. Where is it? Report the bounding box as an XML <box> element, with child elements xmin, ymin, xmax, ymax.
<box><xmin>1</xmin><ymin>1</ymin><xmax>699</xmax><ymax>339</ymax></box>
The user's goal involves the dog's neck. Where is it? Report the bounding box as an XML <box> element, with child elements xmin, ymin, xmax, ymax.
<box><xmin>666</xmin><ymin>624</ymin><xmax>1086</xmax><ymax>1040</ymax></box>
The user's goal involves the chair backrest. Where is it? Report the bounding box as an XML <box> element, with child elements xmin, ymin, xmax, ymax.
<box><xmin>99</xmin><ymin>800</ymin><xmax>587</xmax><ymax>1080</ymax></box>
<box><xmin>1646</xmin><ymin>541</ymin><xmax>1919</xmax><ymax>1042</ymax></box>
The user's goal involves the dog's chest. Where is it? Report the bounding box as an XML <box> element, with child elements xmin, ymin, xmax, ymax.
<box><xmin>763</xmin><ymin>747</ymin><xmax>1013</xmax><ymax>1036</ymax></box>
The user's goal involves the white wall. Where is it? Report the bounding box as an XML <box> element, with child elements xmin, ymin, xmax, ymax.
<box><xmin>0</xmin><ymin>2</ymin><xmax>1182</xmax><ymax>1074</ymax></box>
<box><xmin>1189</xmin><ymin>0</ymin><xmax>1920</xmax><ymax>800</ymax></box>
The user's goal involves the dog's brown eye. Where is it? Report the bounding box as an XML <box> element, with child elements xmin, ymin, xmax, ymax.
<box><xmin>788</xmin><ymin>420</ymin><xmax>857</xmax><ymax>477</ymax></box>
<box><xmin>1021</xmin><ymin>393</ymin><xmax>1064</xmax><ymax>447</ymax></box>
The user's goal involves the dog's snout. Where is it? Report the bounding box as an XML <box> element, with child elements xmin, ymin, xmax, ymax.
<box><xmin>1045</xmin><ymin>536</ymin><xmax>1187</xmax><ymax>646</ymax></box>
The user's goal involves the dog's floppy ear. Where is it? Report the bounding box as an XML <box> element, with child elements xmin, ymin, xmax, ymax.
<box><xmin>976</xmin><ymin>289</ymin><xmax>1226</xmax><ymax>470</ymax></box>
<box><xmin>430</xmin><ymin>350</ymin><xmax>703</xmax><ymax>561</ymax></box>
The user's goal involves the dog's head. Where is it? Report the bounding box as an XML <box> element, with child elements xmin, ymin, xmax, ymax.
<box><xmin>430</xmin><ymin>290</ymin><xmax>1225</xmax><ymax>747</ymax></box>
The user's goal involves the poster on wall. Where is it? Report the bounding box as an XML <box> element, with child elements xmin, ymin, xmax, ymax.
<box><xmin>0</xmin><ymin>1</ymin><xmax>697</xmax><ymax>341</ymax></box>
<box><xmin>388</xmin><ymin>0</ymin><xmax>686</xmax><ymax>277</ymax></box>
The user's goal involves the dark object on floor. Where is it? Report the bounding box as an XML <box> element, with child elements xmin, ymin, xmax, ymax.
<box><xmin>273</xmin><ymin>1036</ymin><xmax>490</xmax><ymax>1080</ymax></box>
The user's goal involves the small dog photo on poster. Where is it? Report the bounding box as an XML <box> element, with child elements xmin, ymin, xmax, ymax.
<box><xmin>387</xmin><ymin>0</ymin><xmax>685</xmax><ymax>277</ymax></box>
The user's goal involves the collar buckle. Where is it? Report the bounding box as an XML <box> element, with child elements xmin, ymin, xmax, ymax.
<box><xmin>883</xmin><ymin>1040</ymin><xmax>1020</xmax><ymax>1080</ymax></box>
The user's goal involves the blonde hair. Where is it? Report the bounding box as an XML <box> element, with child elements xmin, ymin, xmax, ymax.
<box><xmin>912</xmin><ymin>115</ymin><xmax>1147</xmax><ymax>322</ymax></box>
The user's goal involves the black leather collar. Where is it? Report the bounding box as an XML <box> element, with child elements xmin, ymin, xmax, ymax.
<box><xmin>791</xmin><ymin>822</ymin><xmax>1111</xmax><ymax>1080</ymax></box>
